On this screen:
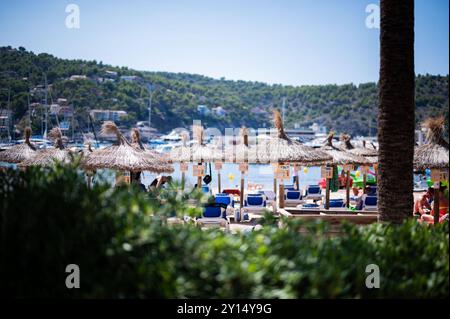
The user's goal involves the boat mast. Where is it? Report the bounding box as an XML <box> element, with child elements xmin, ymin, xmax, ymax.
<box><xmin>147</xmin><ymin>83</ymin><xmax>152</xmax><ymax>129</ymax></box>
<box><xmin>42</xmin><ymin>73</ymin><xmax>48</xmax><ymax>138</ymax></box>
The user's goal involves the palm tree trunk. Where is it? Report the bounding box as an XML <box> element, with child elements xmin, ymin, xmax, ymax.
<box><xmin>378</xmin><ymin>0</ymin><xmax>415</xmax><ymax>223</ymax></box>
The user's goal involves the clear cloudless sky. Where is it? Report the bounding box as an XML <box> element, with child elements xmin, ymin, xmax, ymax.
<box><xmin>0</xmin><ymin>0</ymin><xmax>448</xmax><ymax>85</ymax></box>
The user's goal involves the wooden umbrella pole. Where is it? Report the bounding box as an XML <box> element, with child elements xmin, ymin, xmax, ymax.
<box><xmin>87</xmin><ymin>175</ymin><xmax>92</xmax><ymax>189</ymax></box>
<box><xmin>325</xmin><ymin>176</ymin><xmax>330</xmax><ymax>210</ymax></box>
<box><xmin>218</xmin><ymin>171</ymin><xmax>221</xmax><ymax>193</ymax></box>
<box><xmin>346</xmin><ymin>170</ymin><xmax>351</xmax><ymax>208</ymax></box>
<box><xmin>181</xmin><ymin>171</ymin><xmax>185</xmax><ymax>191</ymax></box>
<box><xmin>197</xmin><ymin>162</ymin><xmax>202</xmax><ymax>188</ymax></box>
<box><xmin>433</xmin><ymin>182</ymin><xmax>440</xmax><ymax>224</ymax></box>
<box><xmin>295</xmin><ymin>166</ymin><xmax>300</xmax><ymax>190</ymax></box>
<box><xmin>279</xmin><ymin>181</ymin><xmax>285</xmax><ymax>209</ymax></box>
<box><xmin>363</xmin><ymin>173</ymin><xmax>367</xmax><ymax>190</ymax></box>
<box><xmin>273</xmin><ymin>178</ymin><xmax>277</xmax><ymax>194</ymax></box>
<box><xmin>240</xmin><ymin>171</ymin><xmax>245</xmax><ymax>209</ymax></box>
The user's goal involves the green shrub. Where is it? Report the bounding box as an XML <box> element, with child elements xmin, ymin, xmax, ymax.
<box><xmin>0</xmin><ymin>166</ymin><xmax>448</xmax><ymax>298</ymax></box>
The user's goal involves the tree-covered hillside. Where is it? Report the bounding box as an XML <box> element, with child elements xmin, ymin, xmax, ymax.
<box><xmin>0</xmin><ymin>46</ymin><xmax>448</xmax><ymax>136</ymax></box>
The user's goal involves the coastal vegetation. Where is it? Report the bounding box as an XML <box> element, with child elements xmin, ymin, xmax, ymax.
<box><xmin>0</xmin><ymin>46</ymin><xmax>448</xmax><ymax>136</ymax></box>
<box><xmin>0</xmin><ymin>165</ymin><xmax>448</xmax><ymax>298</ymax></box>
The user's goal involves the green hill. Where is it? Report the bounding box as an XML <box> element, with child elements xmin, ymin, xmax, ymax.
<box><xmin>0</xmin><ymin>46</ymin><xmax>448</xmax><ymax>136</ymax></box>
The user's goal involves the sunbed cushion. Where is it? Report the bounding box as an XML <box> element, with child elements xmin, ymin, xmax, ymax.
<box><xmin>328</xmin><ymin>199</ymin><xmax>344</xmax><ymax>208</ymax></box>
<box><xmin>307</xmin><ymin>185</ymin><xmax>321</xmax><ymax>194</ymax></box>
<box><xmin>247</xmin><ymin>196</ymin><xmax>264</xmax><ymax>206</ymax></box>
<box><xmin>203</xmin><ymin>206</ymin><xmax>222</xmax><ymax>218</ymax></box>
<box><xmin>364</xmin><ymin>196</ymin><xmax>377</xmax><ymax>206</ymax></box>
<box><xmin>201</xmin><ymin>186</ymin><xmax>210</xmax><ymax>193</ymax></box>
<box><xmin>286</xmin><ymin>191</ymin><xmax>301</xmax><ymax>200</ymax></box>
<box><xmin>215</xmin><ymin>195</ymin><xmax>232</xmax><ymax>207</ymax></box>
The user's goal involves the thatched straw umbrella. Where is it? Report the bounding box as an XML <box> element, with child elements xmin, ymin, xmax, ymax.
<box><xmin>83</xmin><ymin>122</ymin><xmax>173</xmax><ymax>183</ymax></box>
<box><xmin>130</xmin><ymin>128</ymin><xmax>174</xmax><ymax>182</ymax></box>
<box><xmin>169</xmin><ymin>124</ymin><xmax>223</xmax><ymax>189</ymax></box>
<box><xmin>225</xmin><ymin>127</ymin><xmax>258</xmax><ymax>209</ymax></box>
<box><xmin>258</xmin><ymin>111</ymin><xmax>332</xmax><ymax>208</ymax></box>
<box><xmin>341</xmin><ymin>134</ymin><xmax>379</xmax><ymax>189</ymax></box>
<box><xmin>0</xmin><ymin>127</ymin><xmax>36</xmax><ymax>163</ymax></box>
<box><xmin>414</xmin><ymin>117</ymin><xmax>449</xmax><ymax>224</ymax></box>
<box><xmin>18</xmin><ymin>127</ymin><xmax>73</xmax><ymax>168</ymax></box>
<box><xmin>321</xmin><ymin>132</ymin><xmax>369</xmax><ymax>209</ymax></box>
<box><xmin>348</xmin><ymin>140</ymin><xmax>378</xmax><ymax>161</ymax></box>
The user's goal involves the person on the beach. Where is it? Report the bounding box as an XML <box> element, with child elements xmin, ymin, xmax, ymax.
<box><xmin>149</xmin><ymin>175</ymin><xmax>172</xmax><ymax>190</ymax></box>
<box><xmin>351</xmin><ymin>187</ymin><xmax>363</xmax><ymax>208</ymax></box>
<box><xmin>420</xmin><ymin>185</ymin><xmax>449</xmax><ymax>224</ymax></box>
<box><xmin>131</xmin><ymin>171</ymin><xmax>146</xmax><ymax>192</ymax></box>
<box><xmin>356</xmin><ymin>186</ymin><xmax>370</xmax><ymax>210</ymax></box>
<box><xmin>414</xmin><ymin>187</ymin><xmax>434</xmax><ymax>216</ymax></box>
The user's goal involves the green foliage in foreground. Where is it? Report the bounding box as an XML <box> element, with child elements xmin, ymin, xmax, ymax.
<box><xmin>0</xmin><ymin>165</ymin><xmax>448</xmax><ymax>298</ymax></box>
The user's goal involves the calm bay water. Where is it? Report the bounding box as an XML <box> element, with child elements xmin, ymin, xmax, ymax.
<box><xmin>138</xmin><ymin>163</ymin><xmax>322</xmax><ymax>192</ymax></box>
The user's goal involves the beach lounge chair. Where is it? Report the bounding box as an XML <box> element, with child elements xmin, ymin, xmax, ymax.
<box><xmin>367</xmin><ymin>186</ymin><xmax>377</xmax><ymax>196</ymax></box>
<box><xmin>196</xmin><ymin>204</ymin><xmax>230</xmax><ymax>231</ymax></box>
<box><xmin>324</xmin><ymin>198</ymin><xmax>346</xmax><ymax>210</ymax></box>
<box><xmin>304</xmin><ymin>185</ymin><xmax>323</xmax><ymax>201</ymax></box>
<box><xmin>284</xmin><ymin>190</ymin><xmax>305</xmax><ymax>207</ymax></box>
<box><xmin>214</xmin><ymin>193</ymin><xmax>235</xmax><ymax>216</ymax></box>
<box><xmin>284</xmin><ymin>184</ymin><xmax>296</xmax><ymax>191</ymax></box>
<box><xmin>296</xmin><ymin>203</ymin><xmax>320</xmax><ymax>210</ymax></box>
<box><xmin>223</xmin><ymin>188</ymin><xmax>240</xmax><ymax>196</ymax></box>
<box><xmin>242</xmin><ymin>194</ymin><xmax>267</xmax><ymax>214</ymax></box>
<box><xmin>201</xmin><ymin>185</ymin><xmax>211</xmax><ymax>194</ymax></box>
<box><xmin>363</xmin><ymin>196</ymin><xmax>378</xmax><ymax>211</ymax></box>
<box><xmin>257</xmin><ymin>190</ymin><xmax>277</xmax><ymax>213</ymax></box>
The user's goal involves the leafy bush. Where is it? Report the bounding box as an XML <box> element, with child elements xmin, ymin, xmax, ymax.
<box><xmin>0</xmin><ymin>166</ymin><xmax>448</xmax><ymax>298</ymax></box>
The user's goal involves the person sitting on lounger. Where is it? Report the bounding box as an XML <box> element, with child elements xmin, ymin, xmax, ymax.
<box><xmin>149</xmin><ymin>175</ymin><xmax>172</xmax><ymax>190</ymax></box>
<box><xmin>351</xmin><ymin>187</ymin><xmax>363</xmax><ymax>208</ymax></box>
<box><xmin>356</xmin><ymin>186</ymin><xmax>370</xmax><ymax>210</ymax></box>
<box><xmin>131</xmin><ymin>171</ymin><xmax>147</xmax><ymax>192</ymax></box>
<box><xmin>420</xmin><ymin>185</ymin><xmax>449</xmax><ymax>224</ymax></box>
<box><xmin>414</xmin><ymin>187</ymin><xmax>434</xmax><ymax>216</ymax></box>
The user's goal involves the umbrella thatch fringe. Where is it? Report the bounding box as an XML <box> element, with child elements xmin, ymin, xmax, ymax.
<box><xmin>339</xmin><ymin>134</ymin><xmax>378</xmax><ymax>162</ymax></box>
<box><xmin>320</xmin><ymin>132</ymin><xmax>369</xmax><ymax>165</ymax></box>
<box><xmin>0</xmin><ymin>127</ymin><xmax>37</xmax><ymax>163</ymax></box>
<box><xmin>18</xmin><ymin>149</ymin><xmax>73</xmax><ymax>167</ymax></box>
<box><xmin>131</xmin><ymin>127</ymin><xmax>174</xmax><ymax>173</ymax></box>
<box><xmin>170</xmin><ymin>124</ymin><xmax>223</xmax><ymax>163</ymax></box>
<box><xmin>83</xmin><ymin>122</ymin><xmax>174</xmax><ymax>173</ymax></box>
<box><xmin>253</xmin><ymin>110</ymin><xmax>332</xmax><ymax>164</ymax></box>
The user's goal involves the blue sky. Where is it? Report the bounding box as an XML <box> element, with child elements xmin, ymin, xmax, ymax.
<box><xmin>0</xmin><ymin>0</ymin><xmax>448</xmax><ymax>85</ymax></box>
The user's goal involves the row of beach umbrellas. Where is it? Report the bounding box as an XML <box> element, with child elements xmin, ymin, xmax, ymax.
<box><xmin>0</xmin><ymin>122</ymin><xmax>174</xmax><ymax>176</ymax></box>
<box><xmin>1</xmin><ymin>114</ymin><xmax>448</xmax><ymax>214</ymax></box>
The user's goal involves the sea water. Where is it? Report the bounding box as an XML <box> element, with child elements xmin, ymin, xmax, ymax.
<box><xmin>139</xmin><ymin>163</ymin><xmax>322</xmax><ymax>192</ymax></box>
